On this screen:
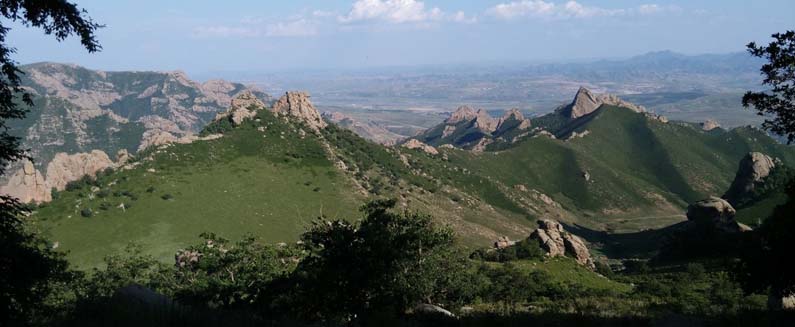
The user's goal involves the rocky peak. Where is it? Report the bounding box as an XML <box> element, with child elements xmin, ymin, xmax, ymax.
<box><xmin>272</xmin><ymin>91</ymin><xmax>327</xmax><ymax>131</ymax></box>
<box><xmin>723</xmin><ymin>152</ymin><xmax>778</xmax><ymax>205</ymax></box>
<box><xmin>445</xmin><ymin>105</ymin><xmax>478</xmax><ymax>125</ymax></box>
<box><xmin>529</xmin><ymin>219</ymin><xmax>595</xmax><ymax>269</ymax></box>
<box><xmin>561</xmin><ymin>87</ymin><xmax>645</xmax><ymax>119</ymax></box>
<box><xmin>496</xmin><ymin>108</ymin><xmax>532</xmax><ymax>131</ymax></box>
<box><xmin>473</xmin><ymin>109</ymin><xmax>498</xmax><ymax>133</ymax></box>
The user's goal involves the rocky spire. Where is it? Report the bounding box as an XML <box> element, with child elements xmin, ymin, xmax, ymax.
<box><xmin>562</xmin><ymin>87</ymin><xmax>645</xmax><ymax>119</ymax></box>
<box><xmin>473</xmin><ymin>109</ymin><xmax>498</xmax><ymax>133</ymax></box>
<box><xmin>445</xmin><ymin>105</ymin><xmax>478</xmax><ymax>125</ymax></box>
<box><xmin>496</xmin><ymin>108</ymin><xmax>531</xmax><ymax>131</ymax></box>
<box><xmin>272</xmin><ymin>91</ymin><xmax>327</xmax><ymax>131</ymax></box>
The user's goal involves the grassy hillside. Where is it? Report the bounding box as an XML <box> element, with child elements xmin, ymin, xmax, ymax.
<box><xmin>31</xmin><ymin>109</ymin><xmax>364</xmax><ymax>269</ymax></box>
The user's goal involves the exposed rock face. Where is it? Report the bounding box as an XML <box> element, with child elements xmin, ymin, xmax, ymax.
<box><xmin>701</xmin><ymin>119</ymin><xmax>721</xmax><ymax>131</ymax></box>
<box><xmin>686</xmin><ymin>196</ymin><xmax>751</xmax><ymax>232</ymax></box>
<box><xmin>272</xmin><ymin>91</ymin><xmax>327</xmax><ymax>131</ymax></box>
<box><xmin>0</xmin><ymin>160</ymin><xmax>49</xmax><ymax>203</ymax></box>
<box><xmin>496</xmin><ymin>108</ymin><xmax>532</xmax><ymax>131</ymax></box>
<box><xmin>560</xmin><ymin>87</ymin><xmax>645</xmax><ymax>119</ymax></box>
<box><xmin>14</xmin><ymin>62</ymin><xmax>269</xmax><ymax>173</ymax></box>
<box><xmin>402</xmin><ymin>139</ymin><xmax>439</xmax><ymax>155</ymax></box>
<box><xmin>723</xmin><ymin>152</ymin><xmax>777</xmax><ymax>205</ymax></box>
<box><xmin>138</xmin><ymin>130</ymin><xmax>222</xmax><ymax>152</ymax></box>
<box><xmin>45</xmin><ymin>150</ymin><xmax>115</xmax><ymax>191</ymax></box>
<box><xmin>214</xmin><ymin>90</ymin><xmax>266</xmax><ymax>125</ymax></box>
<box><xmin>769</xmin><ymin>293</ymin><xmax>795</xmax><ymax>310</ymax></box>
<box><xmin>446</xmin><ymin>106</ymin><xmax>478</xmax><ymax>124</ymax></box>
<box><xmin>1</xmin><ymin>150</ymin><xmax>118</xmax><ymax>203</ymax></box>
<box><xmin>413</xmin><ymin>304</ymin><xmax>455</xmax><ymax>317</ymax></box>
<box><xmin>493</xmin><ymin>236</ymin><xmax>516</xmax><ymax>249</ymax></box>
<box><xmin>473</xmin><ymin>109</ymin><xmax>498</xmax><ymax>133</ymax></box>
<box><xmin>529</xmin><ymin>219</ymin><xmax>595</xmax><ymax>269</ymax></box>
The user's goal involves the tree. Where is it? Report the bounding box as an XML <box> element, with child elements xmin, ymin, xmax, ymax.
<box><xmin>286</xmin><ymin>199</ymin><xmax>456</xmax><ymax>323</ymax></box>
<box><xmin>743</xmin><ymin>31</ymin><xmax>795</xmax><ymax>143</ymax></box>
<box><xmin>737</xmin><ymin>31</ymin><xmax>795</xmax><ymax>309</ymax></box>
<box><xmin>0</xmin><ymin>1</ymin><xmax>101</xmax><ymax>324</ymax></box>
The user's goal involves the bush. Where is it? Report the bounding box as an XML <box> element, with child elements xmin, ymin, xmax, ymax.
<box><xmin>80</xmin><ymin>209</ymin><xmax>93</xmax><ymax>218</ymax></box>
<box><xmin>145</xmin><ymin>186</ymin><xmax>156</xmax><ymax>193</ymax></box>
<box><xmin>161</xmin><ymin>194</ymin><xmax>173</xmax><ymax>200</ymax></box>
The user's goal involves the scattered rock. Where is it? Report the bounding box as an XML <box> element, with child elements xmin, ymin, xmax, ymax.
<box><xmin>493</xmin><ymin>236</ymin><xmax>516</xmax><ymax>249</ymax></box>
<box><xmin>402</xmin><ymin>139</ymin><xmax>439</xmax><ymax>155</ymax></box>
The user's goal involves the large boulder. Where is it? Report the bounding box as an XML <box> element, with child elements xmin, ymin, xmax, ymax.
<box><xmin>701</xmin><ymin>119</ymin><xmax>721</xmax><ymax>131</ymax></box>
<box><xmin>529</xmin><ymin>219</ymin><xmax>594</xmax><ymax>269</ymax></box>
<box><xmin>686</xmin><ymin>196</ymin><xmax>751</xmax><ymax>232</ymax></box>
<box><xmin>45</xmin><ymin>150</ymin><xmax>115</xmax><ymax>191</ymax></box>
<box><xmin>723</xmin><ymin>152</ymin><xmax>777</xmax><ymax>205</ymax></box>
<box><xmin>272</xmin><ymin>91</ymin><xmax>327</xmax><ymax>131</ymax></box>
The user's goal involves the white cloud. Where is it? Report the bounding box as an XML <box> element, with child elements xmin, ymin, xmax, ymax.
<box><xmin>338</xmin><ymin>0</ymin><xmax>443</xmax><ymax>24</ymax></box>
<box><xmin>193</xmin><ymin>18</ymin><xmax>317</xmax><ymax>38</ymax></box>
<box><xmin>451</xmin><ymin>11</ymin><xmax>478</xmax><ymax>24</ymax></box>
<box><xmin>488</xmin><ymin>0</ymin><xmax>555</xmax><ymax>20</ymax></box>
<box><xmin>488</xmin><ymin>1</ymin><xmax>675</xmax><ymax>20</ymax></box>
<box><xmin>265</xmin><ymin>19</ymin><xmax>318</xmax><ymax>37</ymax></box>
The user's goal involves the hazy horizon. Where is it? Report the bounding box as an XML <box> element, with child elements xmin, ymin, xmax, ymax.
<box><xmin>7</xmin><ymin>0</ymin><xmax>793</xmax><ymax>76</ymax></box>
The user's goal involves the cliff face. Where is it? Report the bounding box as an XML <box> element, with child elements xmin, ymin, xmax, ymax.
<box><xmin>10</xmin><ymin>62</ymin><xmax>270</xmax><ymax>171</ymax></box>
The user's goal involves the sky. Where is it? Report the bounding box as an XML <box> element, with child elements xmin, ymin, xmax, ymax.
<box><xmin>6</xmin><ymin>0</ymin><xmax>794</xmax><ymax>75</ymax></box>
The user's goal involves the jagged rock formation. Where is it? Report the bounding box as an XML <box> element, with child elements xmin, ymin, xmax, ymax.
<box><xmin>272</xmin><ymin>91</ymin><xmax>327</xmax><ymax>131</ymax></box>
<box><xmin>402</xmin><ymin>139</ymin><xmax>439</xmax><ymax>155</ymax></box>
<box><xmin>322</xmin><ymin>111</ymin><xmax>402</xmax><ymax>144</ymax></box>
<box><xmin>10</xmin><ymin>62</ymin><xmax>268</xmax><ymax>174</ymax></box>
<box><xmin>412</xmin><ymin>106</ymin><xmax>531</xmax><ymax>150</ymax></box>
<box><xmin>493</xmin><ymin>236</ymin><xmax>516</xmax><ymax>249</ymax></box>
<box><xmin>558</xmin><ymin>87</ymin><xmax>645</xmax><ymax>119</ymax></box>
<box><xmin>1</xmin><ymin>160</ymin><xmax>49</xmax><ymax>203</ymax></box>
<box><xmin>701</xmin><ymin>119</ymin><xmax>721</xmax><ymax>131</ymax></box>
<box><xmin>1</xmin><ymin>150</ymin><xmax>118</xmax><ymax>203</ymax></box>
<box><xmin>137</xmin><ymin>130</ymin><xmax>222</xmax><ymax>152</ymax></box>
<box><xmin>723</xmin><ymin>152</ymin><xmax>777</xmax><ymax>205</ymax></box>
<box><xmin>529</xmin><ymin>219</ymin><xmax>595</xmax><ymax>269</ymax></box>
<box><xmin>686</xmin><ymin>196</ymin><xmax>752</xmax><ymax>232</ymax></box>
<box><xmin>214</xmin><ymin>90</ymin><xmax>267</xmax><ymax>125</ymax></box>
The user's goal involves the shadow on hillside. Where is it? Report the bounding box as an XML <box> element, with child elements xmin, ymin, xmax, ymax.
<box><xmin>561</xmin><ymin>222</ymin><xmax>689</xmax><ymax>259</ymax></box>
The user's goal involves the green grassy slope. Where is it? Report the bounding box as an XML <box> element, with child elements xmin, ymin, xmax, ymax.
<box><xmin>31</xmin><ymin>109</ymin><xmax>363</xmax><ymax>269</ymax></box>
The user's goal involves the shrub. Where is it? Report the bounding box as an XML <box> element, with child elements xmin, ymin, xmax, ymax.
<box><xmin>146</xmin><ymin>186</ymin><xmax>156</xmax><ymax>193</ymax></box>
<box><xmin>161</xmin><ymin>194</ymin><xmax>174</xmax><ymax>200</ymax></box>
<box><xmin>80</xmin><ymin>209</ymin><xmax>93</xmax><ymax>218</ymax></box>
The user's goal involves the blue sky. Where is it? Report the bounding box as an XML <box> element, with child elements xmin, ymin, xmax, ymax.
<box><xmin>7</xmin><ymin>0</ymin><xmax>794</xmax><ymax>74</ymax></box>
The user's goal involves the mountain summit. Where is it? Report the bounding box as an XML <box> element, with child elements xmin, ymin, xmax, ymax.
<box><xmin>559</xmin><ymin>87</ymin><xmax>645</xmax><ymax>119</ymax></box>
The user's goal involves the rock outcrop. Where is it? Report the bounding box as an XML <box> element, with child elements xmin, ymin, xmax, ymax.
<box><xmin>493</xmin><ymin>236</ymin><xmax>516</xmax><ymax>249</ymax></box>
<box><xmin>446</xmin><ymin>105</ymin><xmax>478</xmax><ymax>125</ymax></box>
<box><xmin>272</xmin><ymin>91</ymin><xmax>327</xmax><ymax>131</ymax></box>
<box><xmin>0</xmin><ymin>160</ymin><xmax>49</xmax><ymax>203</ymax></box>
<box><xmin>529</xmin><ymin>219</ymin><xmax>595</xmax><ymax>269</ymax></box>
<box><xmin>45</xmin><ymin>150</ymin><xmax>115</xmax><ymax>191</ymax></box>
<box><xmin>560</xmin><ymin>87</ymin><xmax>645</xmax><ymax>119</ymax></box>
<box><xmin>723</xmin><ymin>152</ymin><xmax>777</xmax><ymax>205</ymax></box>
<box><xmin>686</xmin><ymin>196</ymin><xmax>752</xmax><ymax>232</ymax></box>
<box><xmin>214</xmin><ymin>90</ymin><xmax>266</xmax><ymax>125</ymax></box>
<box><xmin>402</xmin><ymin>139</ymin><xmax>439</xmax><ymax>155</ymax></box>
<box><xmin>1</xmin><ymin>150</ymin><xmax>117</xmax><ymax>203</ymax></box>
<box><xmin>701</xmin><ymin>119</ymin><xmax>721</xmax><ymax>131</ymax></box>
<box><xmin>495</xmin><ymin>108</ymin><xmax>532</xmax><ymax>131</ymax></box>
